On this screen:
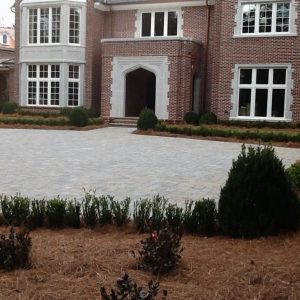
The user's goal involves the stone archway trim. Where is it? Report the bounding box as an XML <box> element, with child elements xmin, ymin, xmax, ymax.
<box><xmin>110</xmin><ymin>56</ymin><xmax>169</xmax><ymax>119</ymax></box>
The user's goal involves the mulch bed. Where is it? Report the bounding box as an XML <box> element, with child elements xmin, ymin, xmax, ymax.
<box><xmin>134</xmin><ymin>129</ymin><xmax>300</xmax><ymax>149</ymax></box>
<box><xmin>1</xmin><ymin>227</ymin><xmax>300</xmax><ymax>299</ymax></box>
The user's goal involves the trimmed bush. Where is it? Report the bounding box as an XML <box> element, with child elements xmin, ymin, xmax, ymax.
<box><xmin>111</xmin><ymin>197</ymin><xmax>131</xmax><ymax>226</ymax></box>
<box><xmin>96</xmin><ymin>195</ymin><xmax>113</xmax><ymax>226</ymax></box>
<box><xmin>138</xmin><ymin>228</ymin><xmax>183</xmax><ymax>274</ymax></box>
<box><xmin>184</xmin><ymin>112</ymin><xmax>199</xmax><ymax>125</ymax></box>
<box><xmin>133</xmin><ymin>198</ymin><xmax>152</xmax><ymax>233</ymax></box>
<box><xmin>288</xmin><ymin>161</ymin><xmax>300</xmax><ymax>190</ymax></box>
<box><xmin>137</xmin><ymin>108</ymin><xmax>158</xmax><ymax>130</ymax></box>
<box><xmin>0</xmin><ymin>228</ymin><xmax>32</xmax><ymax>271</ymax></box>
<box><xmin>100</xmin><ymin>273</ymin><xmax>167</xmax><ymax>300</ymax></box>
<box><xmin>69</xmin><ymin>107</ymin><xmax>89</xmax><ymax>127</ymax></box>
<box><xmin>65</xmin><ymin>200</ymin><xmax>81</xmax><ymax>228</ymax></box>
<box><xmin>198</xmin><ymin>112</ymin><xmax>217</xmax><ymax>125</ymax></box>
<box><xmin>2</xmin><ymin>102</ymin><xmax>18</xmax><ymax>114</ymax></box>
<box><xmin>218</xmin><ymin>145</ymin><xmax>300</xmax><ymax>238</ymax></box>
<box><xmin>29</xmin><ymin>199</ymin><xmax>46</xmax><ymax>228</ymax></box>
<box><xmin>45</xmin><ymin>197</ymin><xmax>66</xmax><ymax>228</ymax></box>
<box><xmin>0</xmin><ymin>194</ymin><xmax>31</xmax><ymax>226</ymax></box>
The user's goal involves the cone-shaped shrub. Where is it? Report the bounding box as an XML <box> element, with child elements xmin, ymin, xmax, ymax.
<box><xmin>218</xmin><ymin>145</ymin><xmax>300</xmax><ymax>238</ymax></box>
<box><xmin>137</xmin><ymin>108</ymin><xmax>158</xmax><ymax>130</ymax></box>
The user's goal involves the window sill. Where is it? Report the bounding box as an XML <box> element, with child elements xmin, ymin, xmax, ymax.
<box><xmin>233</xmin><ymin>33</ymin><xmax>297</xmax><ymax>38</ymax></box>
<box><xmin>230</xmin><ymin>117</ymin><xmax>292</xmax><ymax>122</ymax></box>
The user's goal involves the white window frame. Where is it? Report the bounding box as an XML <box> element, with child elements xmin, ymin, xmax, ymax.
<box><xmin>68</xmin><ymin>65</ymin><xmax>80</xmax><ymax>107</ymax></box>
<box><xmin>231</xmin><ymin>65</ymin><xmax>293</xmax><ymax>121</ymax></box>
<box><xmin>241</xmin><ymin>2</ymin><xmax>291</xmax><ymax>35</ymax></box>
<box><xmin>234</xmin><ymin>0</ymin><xmax>297</xmax><ymax>37</ymax></box>
<box><xmin>28</xmin><ymin>7</ymin><xmax>61</xmax><ymax>45</ymax></box>
<box><xmin>27</xmin><ymin>64</ymin><xmax>60</xmax><ymax>107</ymax></box>
<box><xmin>68</xmin><ymin>7</ymin><xmax>81</xmax><ymax>45</ymax></box>
<box><xmin>137</xmin><ymin>9</ymin><xmax>182</xmax><ymax>38</ymax></box>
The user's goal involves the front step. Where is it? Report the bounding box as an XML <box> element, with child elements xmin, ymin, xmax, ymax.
<box><xmin>109</xmin><ymin>117</ymin><xmax>138</xmax><ymax>128</ymax></box>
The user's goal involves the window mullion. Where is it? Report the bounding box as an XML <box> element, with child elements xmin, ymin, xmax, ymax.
<box><xmin>164</xmin><ymin>11</ymin><xmax>168</xmax><ymax>36</ymax></box>
<box><xmin>267</xmin><ymin>69</ymin><xmax>273</xmax><ymax>117</ymax></box>
<box><xmin>250</xmin><ymin>69</ymin><xmax>256</xmax><ymax>117</ymax></box>
<box><xmin>37</xmin><ymin>9</ymin><xmax>41</xmax><ymax>44</ymax></box>
<box><xmin>151</xmin><ymin>12</ymin><xmax>154</xmax><ymax>37</ymax></box>
<box><xmin>49</xmin><ymin>8</ymin><xmax>52</xmax><ymax>44</ymax></box>
<box><xmin>255</xmin><ymin>4</ymin><xmax>260</xmax><ymax>34</ymax></box>
<box><xmin>272</xmin><ymin>3</ymin><xmax>277</xmax><ymax>33</ymax></box>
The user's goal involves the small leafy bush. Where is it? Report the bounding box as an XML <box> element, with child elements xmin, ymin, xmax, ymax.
<box><xmin>0</xmin><ymin>194</ymin><xmax>31</xmax><ymax>226</ymax></box>
<box><xmin>137</xmin><ymin>108</ymin><xmax>158</xmax><ymax>130</ymax></box>
<box><xmin>166</xmin><ymin>204</ymin><xmax>184</xmax><ymax>232</ymax></box>
<box><xmin>29</xmin><ymin>199</ymin><xmax>46</xmax><ymax>228</ymax></box>
<box><xmin>154</xmin><ymin>121</ymin><xmax>167</xmax><ymax>132</ymax></box>
<box><xmin>82</xmin><ymin>191</ymin><xmax>98</xmax><ymax>228</ymax></box>
<box><xmin>2</xmin><ymin>102</ymin><xmax>18</xmax><ymax>114</ymax></box>
<box><xmin>288</xmin><ymin>161</ymin><xmax>300</xmax><ymax>190</ymax></box>
<box><xmin>184</xmin><ymin>112</ymin><xmax>199</xmax><ymax>125</ymax></box>
<box><xmin>198</xmin><ymin>112</ymin><xmax>217</xmax><ymax>125</ymax></box>
<box><xmin>111</xmin><ymin>197</ymin><xmax>131</xmax><ymax>227</ymax></box>
<box><xmin>133</xmin><ymin>198</ymin><xmax>152</xmax><ymax>233</ymax></box>
<box><xmin>100</xmin><ymin>273</ymin><xmax>167</xmax><ymax>300</ymax></box>
<box><xmin>0</xmin><ymin>100</ymin><xmax>7</xmax><ymax>112</ymax></box>
<box><xmin>150</xmin><ymin>195</ymin><xmax>168</xmax><ymax>232</ymax></box>
<box><xmin>65</xmin><ymin>200</ymin><xmax>81</xmax><ymax>228</ymax></box>
<box><xmin>45</xmin><ymin>197</ymin><xmax>66</xmax><ymax>228</ymax></box>
<box><xmin>69</xmin><ymin>107</ymin><xmax>89</xmax><ymax>127</ymax></box>
<box><xmin>218</xmin><ymin>145</ymin><xmax>300</xmax><ymax>238</ymax></box>
<box><xmin>138</xmin><ymin>228</ymin><xmax>183</xmax><ymax>274</ymax></box>
<box><xmin>0</xmin><ymin>228</ymin><xmax>32</xmax><ymax>271</ymax></box>
<box><xmin>96</xmin><ymin>195</ymin><xmax>113</xmax><ymax>226</ymax></box>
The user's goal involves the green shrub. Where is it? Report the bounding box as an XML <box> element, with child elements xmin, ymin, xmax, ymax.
<box><xmin>154</xmin><ymin>121</ymin><xmax>167</xmax><ymax>132</ymax></box>
<box><xmin>0</xmin><ymin>101</ymin><xmax>7</xmax><ymax>112</ymax></box>
<box><xmin>2</xmin><ymin>102</ymin><xmax>18</xmax><ymax>114</ymax></box>
<box><xmin>137</xmin><ymin>108</ymin><xmax>158</xmax><ymax>130</ymax></box>
<box><xmin>0</xmin><ymin>194</ymin><xmax>31</xmax><ymax>226</ymax></box>
<box><xmin>69</xmin><ymin>107</ymin><xmax>89</xmax><ymax>127</ymax></box>
<box><xmin>100</xmin><ymin>273</ymin><xmax>167</xmax><ymax>300</ymax></box>
<box><xmin>82</xmin><ymin>191</ymin><xmax>98</xmax><ymax>228</ymax></box>
<box><xmin>96</xmin><ymin>195</ymin><xmax>113</xmax><ymax>226</ymax></box>
<box><xmin>133</xmin><ymin>198</ymin><xmax>152</xmax><ymax>233</ymax></box>
<box><xmin>166</xmin><ymin>203</ymin><xmax>184</xmax><ymax>232</ymax></box>
<box><xmin>65</xmin><ymin>200</ymin><xmax>81</xmax><ymax>228</ymax></box>
<box><xmin>45</xmin><ymin>197</ymin><xmax>66</xmax><ymax>228</ymax></box>
<box><xmin>198</xmin><ymin>112</ymin><xmax>217</xmax><ymax>125</ymax></box>
<box><xmin>288</xmin><ymin>161</ymin><xmax>300</xmax><ymax>190</ymax></box>
<box><xmin>183</xmin><ymin>200</ymin><xmax>194</xmax><ymax>233</ymax></box>
<box><xmin>111</xmin><ymin>197</ymin><xmax>131</xmax><ymax>227</ymax></box>
<box><xmin>184</xmin><ymin>112</ymin><xmax>199</xmax><ymax>125</ymax></box>
<box><xmin>87</xmin><ymin>108</ymin><xmax>100</xmax><ymax>118</ymax></box>
<box><xmin>0</xmin><ymin>213</ymin><xmax>4</xmax><ymax>226</ymax></box>
<box><xmin>29</xmin><ymin>200</ymin><xmax>46</xmax><ymax>228</ymax></box>
<box><xmin>0</xmin><ymin>228</ymin><xmax>32</xmax><ymax>271</ymax></box>
<box><xmin>138</xmin><ymin>228</ymin><xmax>183</xmax><ymax>274</ymax></box>
<box><xmin>150</xmin><ymin>195</ymin><xmax>167</xmax><ymax>232</ymax></box>
<box><xmin>60</xmin><ymin>107</ymin><xmax>73</xmax><ymax>117</ymax></box>
<box><xmin>218</xmin><ymin>145</ymin><xmax>300</xmax><ymax>238</ymax></box>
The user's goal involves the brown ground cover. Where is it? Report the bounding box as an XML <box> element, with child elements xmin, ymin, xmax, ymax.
<box><xmin>1</xmin><ymin>227</ymin><xmax>300</xmax><ymax>300</ymax></box>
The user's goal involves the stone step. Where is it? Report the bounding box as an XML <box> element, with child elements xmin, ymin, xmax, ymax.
<box><xmin>109</xmin><ymin>117</ymin><xmax>138</xmax><ymax>128</ymax></box>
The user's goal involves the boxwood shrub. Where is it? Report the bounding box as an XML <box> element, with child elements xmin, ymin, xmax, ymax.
<box><xmin>137</xmin><ymin>108</ymin><xmax>158</xmax><ymax>130</ymax></box>
<box><xmin>218</xmin><ymin>145</ymin><xmax>300</xmax><ymax>238</ymax></box>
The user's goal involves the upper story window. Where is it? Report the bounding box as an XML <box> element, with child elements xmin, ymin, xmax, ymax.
<box><xmin>2</xmin><ymin>34</ymin><xmax>7</xmax><ymax>44</ymax></box>
<box><xmin>69</xmin><ymin>8</ymin><xmax>80</xmax><ymax>44</ymax></box>
<box><xmin>241</xmin><ymin>2</ymin><xmax>291</xmax><ymax>35</ymax></box>
<box><xmin>140</xmin><ymin>11</ymin><xmax>179</xmax><ymax>37</ymax></box>
<box><xmin>28</xmin><ymin>7</ymin><xmax>61</xmax><ymax>44</ymax></box>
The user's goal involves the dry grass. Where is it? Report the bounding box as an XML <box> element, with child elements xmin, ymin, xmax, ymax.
<box><xmin>1</xmin><ymin>227</ymin><xmax>300</xmax><ymax>299</ymax></box>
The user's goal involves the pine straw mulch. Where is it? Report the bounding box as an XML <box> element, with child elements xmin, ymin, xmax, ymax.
<box><xmin>1</xmin><ymin>227</ymin><xmax>300</xmax><ymax>300</ymax></box>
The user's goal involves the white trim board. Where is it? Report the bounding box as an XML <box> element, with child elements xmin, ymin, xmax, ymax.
<box><xmin>95</xmin><ymin>1</ymin><xmax>215</xmax><ymax>12</ymax></box>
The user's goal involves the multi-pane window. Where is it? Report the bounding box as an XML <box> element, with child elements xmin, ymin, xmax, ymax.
<box><xmin>27</xmin><ymin>64</ymin><xmax>60</xmax><ymax>106</ymax></box>
<box><xmin>141</xmin><ymin>11</ymin><xmax>179</xmax><ymax>37</ymax></box>
<box><xmin>238</xmin><ymin>68</ymin><xmax>287</xmax><ymax>119</ymax></box>
<box><xmin>68</xmin><ymin>65</ymin><xmax>80</xmax><ymax>106</ymax></box>
<box><xmin>28</xmin><ymin>7</ymin><xmax>61</xmax><ymax>44</ymax></box>
<box><xmin>69</xmin><ymin>8</ymin><xmax>80</xmax><ymax>44</ymax></box>
<box><xmin>242</xmin><ymin>2</ymin><xmax>290</xmax><ymax>34</ymax></box>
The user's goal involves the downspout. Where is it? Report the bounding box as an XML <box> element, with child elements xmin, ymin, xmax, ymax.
<box><xmin>202</xmin><ymin>0</ymin><xmax>212</xmax><ymax>113</ymax></box>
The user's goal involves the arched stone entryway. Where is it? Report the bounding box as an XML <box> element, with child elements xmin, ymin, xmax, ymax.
<box><xmin>125</xmin><ymin>68</ymin><xmax>156</xmax><ymax>117</ymax></box>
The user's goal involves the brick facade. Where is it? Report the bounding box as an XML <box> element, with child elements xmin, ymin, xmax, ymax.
<box><xmin>14</xmin><ymin>0</ymin><xmax>300</xmax><ymax>122</ymax></box>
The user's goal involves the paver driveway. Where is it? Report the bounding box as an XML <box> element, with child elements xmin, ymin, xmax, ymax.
<box><xmin>0</xmin><ymin>127</ymin><xmax>299</xmax><ymax>204</ymax></box>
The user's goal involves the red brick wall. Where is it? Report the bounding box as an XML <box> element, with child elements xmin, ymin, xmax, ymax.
<box><xmin>210</xmin><ymin>0</ymin><xmax>300</xmax><ymax>121</ymax></box>
<box><xmin>101</xmin><ymin>40</ymin><xmax>201</xmax><ymax>121</ymax></box>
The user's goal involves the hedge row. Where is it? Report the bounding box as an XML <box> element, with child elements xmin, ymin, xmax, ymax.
<box><xmin>0</xmin><ymin>193</ymin><xmax>217</xmax><ymax>235</ymax></box>
<box><xmin>155</xmin><ymin>123</ymin><xmax>300</xmax><ymax>143</ymax></box>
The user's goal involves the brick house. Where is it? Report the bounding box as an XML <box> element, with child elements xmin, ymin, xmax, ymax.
<box><xmin>14</xmin><ymin>0</ymin><xmax>300</xmax><ymax>122</ymax></box>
